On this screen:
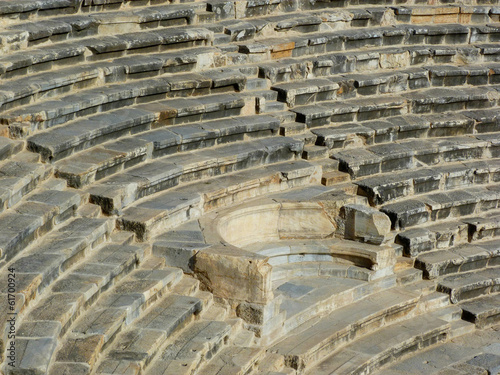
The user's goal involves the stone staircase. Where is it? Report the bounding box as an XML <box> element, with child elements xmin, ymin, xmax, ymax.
<box><xmin>0</xmin><ymin>0</ymin><xmax>500</xmax><ymax>374</ymax></box>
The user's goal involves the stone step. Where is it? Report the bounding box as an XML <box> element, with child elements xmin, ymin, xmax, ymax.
<box><xmin>239</xmin><ymin>23</ymin><xmax>476</xmax><ymax>61</ymax></box>
<box><xmin>356</xmin><ymin>158</ymin><xmax>500</xmax><ymax>206</ymax></box>
<box><xmin>309</xmin><ymin>314</ymin><xmax>450</xmax><ymax>375</ymax></box>
<box><xmin>460</xmin><ymin>293</ymin><xmax>500</xmax><ymax>328</ymax></box>
<box><xmin>381</xmin><ymin>184</ymin><xmax>500</xmax><ymax>230</ymax></box>
<box><xmin>465</xmin><ymin>211</ymin><xmax>500</xmax><ymax>242</ymax></box>
<box><xmin>414</xmin><ymin>242</ymin><xmax>500</xmax><ymax>279</ymax></box>
<box><xmin>314</xmin><ymin>108</ymin><xmax>500</xmax><ymax>153</ymax></box>
<box><xmin>302</xmin><ymin>145</ymin><xmax>328</xmax><ymax>161</ymax></box>
<box><xmin>0</xmin><ymin>46</ymin><xmax>219</xmax><ymax>113</ymax></box>
<box><xmin>395</xmin><ymin>210</ymin><xmax>500</xmax><ymax>257</ymax></box>
<box><xmin>145</xmin><ymin>320</ymin><xmax>232</xmax><ymax>375</ymax></box>
<box><xmin>379</xmin><ymin>326</ymin><xmax>500</xmax><ymax>375</ymax></box>
<box><xmin>0</xmin><ymin>157</ymin><xmax>53</xmax><ymax>213</ymax></box>
<box><xmin>27</xmin><ymin>92</ymin><xmax>249</xmax><ymax>161</ymax></box>
<box><xmin>198</xmin><ymin>346</ymin><xmax>265</xmax><ymax>375</ymax></box>
<box><xmin>9</xmin><ymin>243</ymin><xmax>153</xmax><ymax>375</ymax></box>
<box><xmin>334</xmin><ymin>134</ymin><xmax>492</xmax><ymax>179</ymax></box>
<box><xmin>275</xmin><ymin>273</ymin><xmax>399</xmax><ymax>336</ymax></box>
<box><xmin>86</xmin><ymin>138</ymin><xmax>305</xmax><ymax>217</ymax></box>
<box><xmin>46</xmin><ymin>257</ymin><xmax>184</xmax><ymax>374</ymax></box>
<box><xmin>0</xmin><ymin>26</ymin><xmax>214</xmax><ymax>80</ymax></box>
<box><xmin>271</xmin><ymin>286</ymin><xmax>422</xmax><ymax>372</ymax></box>
<box><xmin>321</xmin><ymin>170</ymin><xmax>350</xmax><ymax>186</ymax></box>
<box><xmin>0</xmin><ymin>188</ymin><xmax>88</xmax><ymax>263</ymax></box>
<box><xmin>59</xmin><ymin>132</ymin><xmax>299</xmax><ymax>190</ymax></box>
<box><xmin>436</xmin><ymin>267</ymin><xmax>500</xmax><ymax>303</ymax></box>
<box><xmin>271</xmin><ymin>262</ymin><xmax>388</xmax><ymax>284</ymax></box>
<box><xmin>94</xmin><ymin>288</ymin><xmax>209</xmax><ymax>375</ymax></box>
<box><xmin>5</xmin><ymin>68</ymin><xmax>248</xmax><ymax>132</ymax></box>
<box><xmin>0</xmin><ymin>137</ymin><xmax>23</xmax><ymax>161</ymax></box>
<box><xmin>263</xmin><ymin>43</ymin><xmax>500</xmax><ymax>84</ymax></box>
<box><xmin>272</xmin><ymin>64</ymin><xmax>500</xmax><ymax>108</ymax></box>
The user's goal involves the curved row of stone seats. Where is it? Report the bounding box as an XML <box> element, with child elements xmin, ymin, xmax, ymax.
<box><xmin>91</xmin><ymin>278</ymin><xmax>229</xmax><ymax>375</ymax></box>
<box><xmin>0</xmin><ymin>216</ymin><xmax>113</xmax><ymax>365</ymax></box>
<box><xmin>393</xmin><ymin>5</ymin><xmax>500</xmax><ymax>24</ymax></box>
<box><xmin>269</xmin><ymin>286</ymin><xmax>421</xmax><ymax>372</ymax></box>
<box><xmin>333</xmin><ymin>134</ymin><xmax>493</xmax><ymax>179</ymax></box>
<box><xmin>461</xmin><ymin>293</ymin><xmax>500</xmax><ymax>329</ymax></box>
<box><xmin>0</xmin><ymin>185</ymin><xmax>86</xmax><ymax>263</ymax></box>
<box><xmin>238</xmin><ymin>24</ymin><xmax>499</xmax><ymax>62</ymax></box>
<box><xmin>266</xmin><ymin>275</ymin><xmax>471</xmax><ymax>374</ymax></box>
<box><xmin>4</xmin><ymin>2</ymin><xmax>488</xmax><ymax>58</ymax></box>
<box><xmin>291</xmin><ymin>87</ymin><xmax>498</xmax><ymax>131</ymax></box>
<box><xmin>0</xmin><ymin>18</ymin><xmax>497</xmax><ymax>91</ymax></box>
<box><xmin>260</xmin><ymin>42</ymin><xmax>500</xmax><ymax>85</ymax></box>
<box><xmin>294</xmin><ymin>109</ymin><xmax>498</xmax><ymax>150</ymax></box>
<box><xmin>55</xmin><ymin>119</ymin><xmax>285</xmax><ymax>190</ymax></box>
<box><xmin>0</xmin><ymin>26</ymin><xmax>213</xmax><ymax>80</ymax></box>
<box><xmin>10</xmin><ymin>249</ymin><xmax>177</xmax><ymax>375</ymax></box>
<box><xmin>77</xmin><ymin>135</ymin><xmax>302</xmax><ymax>214</ymax></box>
<box><xmin>1</xmin><ymin>3</ymin><xmax>203</xmax><ymax>50</ymax></box>
<box><xmin>26</xmin><ymin>92</ymin><xmax>250</xmax><ymax>163</ymax></box>
<box><xmin>272</xmin><ymin>64</ymin><xmax>500</xmax><ymax>108</ymax></box>
<box><xmin>119</xmin><ymin>160</ymin><xmax>322</xmax><ymax>240</ymax></box>
<box><xmin>378</xmin><ymin>327</ymin><xmax>500</xmax><ymax>375</ymax></box>
<box><xmin>2</xmin><ymin>67</ymin><xmax>246</xmax><ymax>134</ymax></box>
<box><xmin>0</xmin><ymin>153</ymin><xmax>53</xmax><ymax>213</ymax></box>
<box><xmin>414</xmin><ymin>241</ymin><xmax>500</xmax><ymax>279</ymax></box>
<box><xmin>436</xmin><ymin>267</ymin><xmax>500</xmax><ymax>303</ymax></box>
<box><xmin>396</xmin><ymin>209</ymin><xmax>500</xmax><ymax>256</ymax></box>
<box><xmin>44</xmin><ymin>255</ymin><xmax>187</xmax><ymax>375</ymax></box>
<box><xmin>355</xmin><ymin>157</ymin><xmax>500</xmax><ymax>206</ymax></box>
<box><xmin>54</xmin><ymin>117</ymin><xmax>283</xmax><ymax>190</ymax></box>
<box><xmin>0</xmin><ymin>45</ymin><xmax>219</xmax><ymax>115</ymax></box>
<box><xmin>381</xmin><ymin>185</ymin><xmax>500</xmax><ymax>230</ymax></box>
<box><xmin>309</xmin><ymin>314</ymin><xmax>451</xmax><ymax>375</ymax></box>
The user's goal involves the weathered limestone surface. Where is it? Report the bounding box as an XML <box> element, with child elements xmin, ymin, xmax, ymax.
<box><xmin>0</xmin><ymin>0</ymin><xmax>500</xmax><ymax>374</ymax></box>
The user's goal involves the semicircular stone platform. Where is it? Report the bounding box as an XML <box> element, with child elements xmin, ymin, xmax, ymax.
<box><xmin>0</xmin><ymin>0</ymin><xmax>500</xmax><ymax>374</ymax></box>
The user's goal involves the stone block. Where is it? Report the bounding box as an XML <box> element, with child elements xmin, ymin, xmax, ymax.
<box><xmin>343</xmin><ymin>204</ymin><xmax>391</xmax><ymax>245</ymax></box>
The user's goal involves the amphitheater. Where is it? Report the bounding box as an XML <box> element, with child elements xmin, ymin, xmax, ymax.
<box><xmin>1</xmin><ymin>0</ymin><xmax>500</xmax><ymax>374</ymax></box>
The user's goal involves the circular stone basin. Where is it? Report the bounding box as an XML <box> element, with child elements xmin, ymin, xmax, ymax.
<box><xmin>215</xmin><ymin>201</ymin><xmax>336</xmax><ymax>247</ymax></box>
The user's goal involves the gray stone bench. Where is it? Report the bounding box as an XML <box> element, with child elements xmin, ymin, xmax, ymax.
<box><xmin>19</xmin><ymin>251</ymin><xmax>175</xmax><ymax>375</ymax></box>
<box><xmin>334</xmin><ymin>136</ymin><xmax>491</xmax><ymax>178</ymax></box>
<box><xmin>27</xmin><ymin>93</ymin><xmax>246</xmax><ymax>161</ymax></box>
<box><xmin>309</xmin><ymin>314</ymin><xmax>450</xmax><ymax>375</ymax></box>
<box><xmin>461</xmin><ymin>293</ymin><xmax>500</xmax><ymax>328</ymax></box>
<box><xmin>436</xmin><ymin>267</ymin><xmax>500</xmax><ymax>303</ymax></box>
<box><xmin>87</xmin><ymin>137</ymin><xmax>304</xmax><ymax>217</ymax></box>
<box><xmin>52</xmin><ymin>114</ymin><xmax>280</xmax><ymax>187</ymax></box>
<box><xmin>95</xmin><ymin>287</ymin><xmax>210</xmax><ymax>375</ymax></box>
<box><xmin>0</xmin><ymin>26</ymin><xmax>213</xmax><ymax>79</ymax></box>
<box><xmin>0</xmin><ymin>217</ymin><xmax>113</xmax><ymax>360</ymax></box>
<box><xmin>4</xmin><ymin>69</ymin><xmax>246</xmax><ymax>131</ymax></box>
<box><xmin>355</xmin><ymin>157</ymin><xmax>500</xmax><ymax>206</ymax></box>
<box><xmin>270</xmin><ymin>286</ymin><xmax>420</xmax><ymax>372</ymax></box>
<box><xmin>0</xmin><ymin>46</ymin><xmax>218</xmax><ymax>115</ymax></box>
<box><xmin>0</xmin><ymin>159</ymin><xmax>53</xmax><ymax>213</ymax></box>
<box><xmin>0</xmin><ymin>188</ymin><xmax>86</xmax><ymax>262</ymax></box>
<box><xmin>0</xmin><ymin>0</ymin><xmax>80</xmax><ymax>23</ymax></box>
<box><xmin>381</xmin><ymin>185</ymin><xmax>500</xmax><ymax>230</ymax></box>
<box><xmin>145</xmin><ymin>320</ymin><xmax>231</xmax><ymax>375</ymax></box>
<box><xmin>392</xmin><ymin>5</ymin><xmax>497</xmax><ymax>25</ymax></box>
<box><xmin>49</xmin><ymin>261</ymin><xmax>181</xmax><ymax>374</ymax></box>
<box><xmin>415</xmin><ymin>242</ymin><xmax>499</xmax><ymax>279</ymax></box>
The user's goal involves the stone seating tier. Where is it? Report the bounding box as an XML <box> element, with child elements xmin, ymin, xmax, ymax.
<box><xmin>1</xmin><ymin>0</ymin><xmax>500</xmax><ymax>374</ymax></box>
